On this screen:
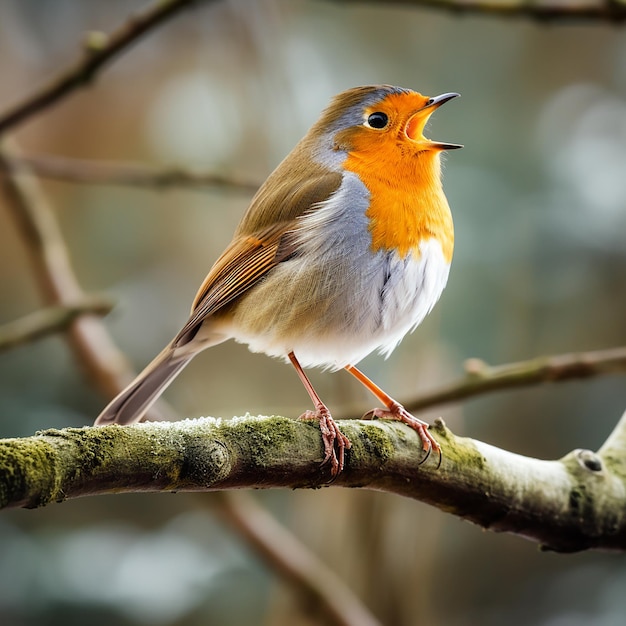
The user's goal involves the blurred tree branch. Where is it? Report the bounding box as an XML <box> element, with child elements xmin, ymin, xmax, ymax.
<box><xmin>0</xmin><ymin>297</ymin><xmax>114</xmax><ymax>353</ymax></box>
<box><xmin>213</xmin><ymin>491</ymin><xmax>382</xmax><ymax>626</ymax></box>
<box><xmin>0</xmin><ymin>0</ymin><xmax>207</xmax><ymax>135</ymax></box>
<box><xmin>0</xmin><ymin>0</ymin><xmax>620</xmax><ymax>140</ymax></box>
<box><xmin>2</xmin><ymin>411</ymin><xmax>626</xmax><ymax>553</ymax></box>
<box><xmin>404</xmin><ymin>346</ymin><xmax>626</xmax><ymax>413</ymax></box>
<box><xmin>0</xmin><ymin>154</ymin><xmax>260</xmax><ymax>193</ymax></box>
<box><xmin>0</xmin><ymin>139</ymin><xmax>168</xmax><ymax>419</ymax></box>
<box><xmin>339</xmin><ymin>0</ymin><xmax>626</xmax><ymax>22</ymax></box>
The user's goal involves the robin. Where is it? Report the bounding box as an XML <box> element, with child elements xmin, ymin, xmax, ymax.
<box><xmin>95</xmin><ymin>85</ymin><xmax>461</xmax><ymax>477</ymax></box>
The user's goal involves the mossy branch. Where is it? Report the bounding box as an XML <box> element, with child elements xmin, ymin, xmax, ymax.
<box><xmin>2</xmin><ymin>413</ymin><xmax>626</xmax><ymax>554</ymax></box>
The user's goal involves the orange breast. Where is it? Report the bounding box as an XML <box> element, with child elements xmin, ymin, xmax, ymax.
<box><xmin>340</xmin><ymin>138</ymin><xmax>454</xmax><ymax>262</ymax></box>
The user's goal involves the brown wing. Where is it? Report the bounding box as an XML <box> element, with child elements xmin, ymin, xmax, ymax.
<box><xmin>174</xmin><ymin>152</ymin><xmax>343</xmax><ymax>346</ymax></box>
<box><xmin>174</xmin><ymin>223</ymin><xmax>288</xmax><ymax>346</ymax></box>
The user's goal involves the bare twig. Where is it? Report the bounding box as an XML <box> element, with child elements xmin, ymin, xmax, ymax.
<box><xmin>6</xmin><ymin>154</ymin><xmax>260</xmax><ymax>193</ymax></box>
<box><xmin>0</xmin><ymin>297</ymin><xmax>114</xmax><ymax>353</ymax></box>
<box><xmin>335</xmin><ymin>0</ymin><xmax>626</xmax><ymax>22</ymax></box>
<box><xmin>213</xmin><ymin>492</ymin><xmax>381</xmax><ymax>626</ymax></box>
<box><xmin>0</xmin><ymin>0</ymin><xmax>206</xmax><ymax>135</ymax></box>
<box><xmin>405</xmin><ymin>346</ymin><xmax>626</xmax><ymax>413</ymax></box>
<box><xmin>2</xmin><ymin>413</ymin><xmax>626</xmax><ymax>553</ymax></box>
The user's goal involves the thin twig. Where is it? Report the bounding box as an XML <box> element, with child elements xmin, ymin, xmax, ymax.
<box><xmin>213</xmin><ymin>492</ymin><xmax>381</xmax><ymax>626</ymax></box>
<box><xmin>6</xmin><ymin>154</ymin><xmax>260</xmax><ymax>193</ymax></box>
<box><xmin>0</xmin><ymin>297</ymin><xmax>114</xmax><ymax>353</ymax></box>
<box><xmin>336</xmin><ymin>0</ymin><xmax>626</xmax><ymax>23</ymax></box>
<box><xmin>405</xmin><ymin>346</ymin><xmax>626</xmax><ymax>413</ymax></box>
<box><xmin>0</xmin><ymin>0</ymin><xmax>206</xmax><ymax>135</ymax></box>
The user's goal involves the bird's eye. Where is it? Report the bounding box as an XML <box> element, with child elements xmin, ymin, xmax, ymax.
<box><xmin>365</xmin><ymin>112</ymin><xmax>389</xmax><ymax>129</ymax></box>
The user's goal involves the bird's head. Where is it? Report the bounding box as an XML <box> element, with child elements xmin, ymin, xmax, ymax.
<box><xmin>311</xmin><ymin>85</ymin><xmax>461</xmax><ymax>166</ymax></box>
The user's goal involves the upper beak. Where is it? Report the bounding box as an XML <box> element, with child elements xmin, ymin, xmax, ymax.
<box><xmin>426</xmin><ymin>92</ymin><xmax>461</xmax><ymax>110</ymax></box>
<box><xmin>405</xmin><ymin>92</ymin><xmax>463</xmax><ymax>150</ymax></box>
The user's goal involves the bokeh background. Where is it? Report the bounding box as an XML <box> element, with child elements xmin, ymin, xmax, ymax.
<box><xmin>1</xmin><ymin>1</ymin><xmax>625</xmax><ymax>624</ymax></box>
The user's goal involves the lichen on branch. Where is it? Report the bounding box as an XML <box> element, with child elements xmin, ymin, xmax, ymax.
<box><xmin>2</xmin><ymin>413</ymin><xmax>626</xmax><ymax>553</ymax></box>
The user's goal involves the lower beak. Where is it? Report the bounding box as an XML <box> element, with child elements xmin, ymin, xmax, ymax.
<box><xmin>406</xmin><ymin>92</ymin><xmax>463</xmax><ymax>150</ymax></box>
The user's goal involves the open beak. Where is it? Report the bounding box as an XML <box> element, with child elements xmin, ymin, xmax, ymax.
<box><xmin>405</xmin><ymin>92</ymin><xmax>463</xmax><ymax>151</ymax></box>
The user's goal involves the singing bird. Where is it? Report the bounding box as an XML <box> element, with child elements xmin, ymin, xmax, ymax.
<box><xmin>95</xmin><ymin>85</ymin><xmax>461</xmax><ymax>476</ymax></box>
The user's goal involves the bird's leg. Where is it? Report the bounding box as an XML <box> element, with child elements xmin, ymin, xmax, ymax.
<box><xmin>344</xmin><ymin>364</ymin><xmax>441</xmax><ymax>467</ymax></box>
<box><xmin>288</xmin><ymin>352</ymin><xmax>351</xmax><ymax>477</ymax></box>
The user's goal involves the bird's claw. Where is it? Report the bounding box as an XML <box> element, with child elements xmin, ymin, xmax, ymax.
<box><xmin>363</xmin><ymin>403</ymin><xmax>442</xmax><ymax>469</ymax></box>
<box><xmin>299</xmin><ymin>406</ymin><xmax>351</xmax><ymax>479</ymax></box>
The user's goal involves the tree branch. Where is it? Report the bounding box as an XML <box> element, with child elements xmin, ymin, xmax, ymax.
<box><xmin>213</xmin><ymin>492</ymin><xmax>382</xmax><ymax>626</ymax></box>
<box><xmin>405</xmin><ymin>346</ymin><xmax>626</xmax><ymax>413</ymax></box>
<box><xmin>0</xmin><ymin>0</ymin><xmax>206</xmax><ymax>135</ymax></box>
<box><xmin>2</xmin><ymin>413</ymin><xmax>625</xmax><ymax>553</ymax></box>
<box><xmin>0</xmin><ymin>297</ymin><xmax>114</xmax><ymax>353</ymax></box>
<box><xmin>3</xmin><ymin>154</ymin><xmax>260</xmax><ymax>193</ymax></box>
<box><xmin>335</xmin><ymin>0</ymin><xmax>626</xmax><ymax>23</ymax></box>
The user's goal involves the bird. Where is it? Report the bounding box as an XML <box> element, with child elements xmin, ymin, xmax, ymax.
<box><xmin>95</xmin><ymin>84</ymin><xmax>461</xmax><ymax>477</ymax></box>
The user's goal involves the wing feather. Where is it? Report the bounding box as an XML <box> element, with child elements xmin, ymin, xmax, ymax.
<box><xmin>174</xmin><ymin>224</ymin><xmax>287</xmax><ymax>345</ymax></box>
<box><xmin>174</xmin><ymin>162</ymin><xmax>343</xmax><ymax>346</ymax></box>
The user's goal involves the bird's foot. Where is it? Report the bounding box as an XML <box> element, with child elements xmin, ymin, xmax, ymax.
<box><xmin>299</xmin><ymin>405</ymin><xmax>352</xmax><ymax>478</ymax></box>
<box><xmin>363</xmin><ymin>401</ymin><xmax>441</xmax><ymax>468</ymax></box>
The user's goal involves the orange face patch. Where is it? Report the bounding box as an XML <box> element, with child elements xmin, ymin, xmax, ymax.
<box><xmin>335</xmin><ymin>92</ymin><xmax>454</xmax><ymax>262</ymax></box>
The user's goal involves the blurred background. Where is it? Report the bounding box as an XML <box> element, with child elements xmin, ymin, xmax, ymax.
<box><xmin>1</xmin><ymin>0</ymin><xmax>625</xmax><ymax>624</ymax></box>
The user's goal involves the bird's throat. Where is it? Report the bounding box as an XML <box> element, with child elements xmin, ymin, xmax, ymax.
<box><xmin>342</xmin><ymin>151</ymin><xmax>454</xmax><ymax>262</ymax></box>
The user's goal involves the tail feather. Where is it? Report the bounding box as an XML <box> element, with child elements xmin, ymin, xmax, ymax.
<box><xmin>94</xmin><ymin>346</ymin><xmax>192</xmax><ymax>426</ymax></box>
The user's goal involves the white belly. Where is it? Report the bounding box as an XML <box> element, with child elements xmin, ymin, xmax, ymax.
<box><xmin>227</xmin><ymin>237</ymin><xmax>449</xmax><ymax>370</ymax></box>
